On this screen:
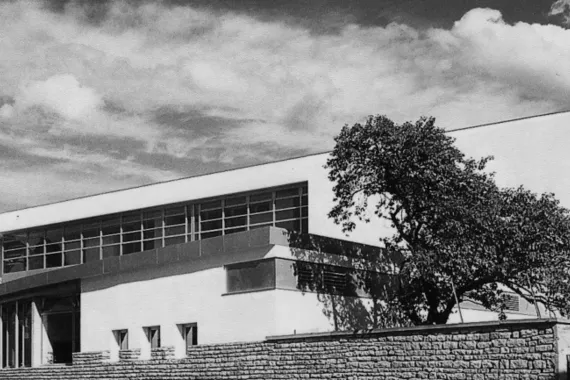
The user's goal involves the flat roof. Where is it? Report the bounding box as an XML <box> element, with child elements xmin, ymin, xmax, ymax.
<box><xmin>1</xmin><ymin>109</ymin><xmax>569</xmax><ymax>233</ymax></box>
<box><xmin>6</xmin><ymin>109</ymin><xmax>570</xmax><ymax>215</ymax></box>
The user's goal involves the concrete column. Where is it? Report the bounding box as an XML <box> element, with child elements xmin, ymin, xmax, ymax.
<box><xmin>0</xmin><ymin>304</ymin><xmax>3</xmax><ymax>368</ymax></box>
<box><xmin>31</xmin><ymin>300</ymin><xmax>42</xmax><ymax>367</ymax></box>
<box><xmin>14</xmin><ymin>301</ymin><xmax>18</xmax><ymax>368</ymax></box>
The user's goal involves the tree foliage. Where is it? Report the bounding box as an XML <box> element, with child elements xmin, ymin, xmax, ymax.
<box><xmin>326</xmin><ymin>115</ymin><xmax>570</xmax><ymax>325</ymax></box>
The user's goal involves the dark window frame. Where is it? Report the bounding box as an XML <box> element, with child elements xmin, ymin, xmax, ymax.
<box><xmin>113</xmin><ymin>329</ymin><xmax>128</xmax><ymax>350</ymax></box>
<box><xmin>2</xmin><ymin>183</ymin><xmax>308</xmax><ymax>275</ymax></box>
<box><xmin>225</xmin><ymin>258</ymin><xmax>277</xmax><ymax>294</ymax></box>
<box><xmin>145</xmin><ymin>326</ymin><xmax>160</xmax><ymax>349</ymax></box>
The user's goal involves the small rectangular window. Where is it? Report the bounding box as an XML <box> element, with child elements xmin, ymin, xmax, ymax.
<box><xmin>250</xmin><ymin>191</ymin><xmax>272</xmax><ymax>203</ymax></box>
<box><xmin>101</xmin><ymin>219</ymin><xmax>121</xmax><ymax>235</ymax></box>
<box><xmin>503</xmin><ymin>294</ymin><xmax>520</xmax><ymax>312</ymax></box>
<box><xmin>181</xmin><ymin>323</ymin><xmax>198</xmax><ymax>352</ymax></box>
<box><xmin>226</xmin><ymin>259</ymin><xmax>276</xmax><ymax>293</ymax></box>
<box><xmin>28</xmin><ymin>256</ymin><xmax>43</xmax><ymax>270</ymax></box>
<box><xmin>64</xmin><ymin>226</ymin><xmax>81</xmax><ymax>241</ymax></box>
<box><xmin>145</xmin><ymin>326</ymin><xmax>160</xmax><ymax>349</ymax></box>
<box><xmin>276</xmin><ymin>188</ymin><xmax>299</xmax><ymax>199</ymax></box>
<box><xmin>114</xmin><ymin>329</ymin><xmax>128</xmax><ymax>350</ymax></box>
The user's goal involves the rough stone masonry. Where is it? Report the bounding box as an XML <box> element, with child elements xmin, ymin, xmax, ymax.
<box><xmin>1</xmin><ymin>319</ymin><xmax>570</xmax><ymax>380</ymax></box>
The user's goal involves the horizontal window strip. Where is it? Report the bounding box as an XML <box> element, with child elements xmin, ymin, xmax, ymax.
<box><xmin>2</xmin><ymin>183</ymin><xmax>308</xmax><ymax>274</ymax></box>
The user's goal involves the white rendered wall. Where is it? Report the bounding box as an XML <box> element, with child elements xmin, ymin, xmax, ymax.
<box><xmin>2</xmin><ymin>111</ymin><xmax>570</xmax><ymax>247</ymax></box>
<box><xmin>80</xmin><ymin>244</ymin><xmax>354</xmax><ymax>357</ymax></box>
<box><xmin>452</xmin><ymin>111</ymin><xmax>570</xmax><ymax>206</ymax></box>
<box><xmin>81</xmin><ymin>265</ymin><xmax>279</xmax><ymax>358</ymax></box>
<box><xmin>274</xmin><ymin>290</ymin><xmax>335</xmax><ymax>335</ymax></box>
<box><xmin>0</xmin><ymin>152</ymin><xmax>390</xmax><ymax>246</ymax></box>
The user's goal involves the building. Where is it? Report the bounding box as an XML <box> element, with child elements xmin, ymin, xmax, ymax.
<box><xmin>0</xmin><ymin>111</ymin><xmax>568</xmax><ymax>368</ymax></box>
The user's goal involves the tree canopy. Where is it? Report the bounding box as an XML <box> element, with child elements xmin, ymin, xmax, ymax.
<box><xmin>326</xmin><ymin>115</ymin><xmax>570</xmax><ymax>325</ymax></box>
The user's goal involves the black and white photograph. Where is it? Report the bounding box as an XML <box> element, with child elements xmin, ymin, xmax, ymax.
<box><xmin>0</xmin><ymin>0</ymin><xmax>569</xmax><ymax>378</ymax></box>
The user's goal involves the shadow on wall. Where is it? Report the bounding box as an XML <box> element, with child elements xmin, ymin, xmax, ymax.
<box><xmin>286</xmin><ymin>230</ymin><xmax>411</xmax><ymax>331</ymax></box>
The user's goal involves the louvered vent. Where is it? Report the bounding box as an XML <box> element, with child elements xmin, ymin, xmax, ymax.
<box><xmin>503</xmin><ymin>294</ymin><xmax>520</xmax><ymax>312</ymax></box>
<box><xmin>323</xmin><ymin>270</ymin><xmax>347</xmax><ymax>292</ymax></box>
<box><xmin>297</xmin><ymin>266</ymin><xmax>314</xmax><ymax>285</ymax></box>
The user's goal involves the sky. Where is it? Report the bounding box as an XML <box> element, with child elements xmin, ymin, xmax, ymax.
<box><xmin>0</xmin><ymin>0</ymin><xmax>569</xmax><ymax>212</ymax></box>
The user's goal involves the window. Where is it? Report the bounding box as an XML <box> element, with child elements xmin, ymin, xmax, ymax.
<box><xmin>296</xmin><ymin>264</ymin><xmax>315</xmax><ymax>289</ymax></box>
<box><xmin>181</xmin><ymin>323</ymin><xmax>198</xmax><ymax>351</ymax></box>
<box><xmin>323</xmin><ymin>268</ymin><xmax>349</xmax><ymax>293</ymax></box>
<box><xmin>113</xmin><ymin>329</ymin><xmax>128</xmax><ymax>350</ymax></box>
<box><xmin>503</xmin><ymin>294</ymin><xmax>520</xmax><ymax>312</ymax></box>
<box><xmin>143</xmin><ymin>210</ymin><xmax>162</xmax><ymax>250</ymax></box>
<box><xmin>2</xmin><ymin>183</ymin><xmax>308</xmax><ymax>274</ymax></box>
<box><xmin>122</xmin><ymin>213</ymin><xmax>141</xmax><ymax>255</ymax></box>
<box><xmin>164</xmin><ymin>206</ymin><xmax>186</xmax><ymax>246</ymax></box>
<box><xmin>295</xmin><ymin>262</ymin><xmax>355</xmax><ymax>296</ymax></box>
<box><xmin>2</xmin><ymin>300</ymin><xmax>32</xmax><ymax>368</ymax></box>
<box><xmin>145</xmin><ymin>326</ymin><xmax>160</xmax><ymax>349</ymax></box>
<box><xmin>226</xmin><ymin>260</ymin><xmax>276</xmax><ymax>293</ymax></box>
<box><xmin>199</xmin><ymin>200</ymin><xmax>222</xmax><ymax>239</ymax></box>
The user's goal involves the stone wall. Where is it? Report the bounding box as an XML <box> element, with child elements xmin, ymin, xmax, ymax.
<box><xmin>0</xmin><ymin>319</ymin><xmax>567</xmax><ymax>380</ymax></box>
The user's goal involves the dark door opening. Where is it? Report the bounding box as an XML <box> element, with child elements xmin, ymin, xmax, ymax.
<box><xmin>1</xmin><ymin>300</ymin><xmax>32</xmax><ymax>368</ymax></box>
<box><xmin>43</xmin><ymin>312</ymin><xmax>73</xmax><ymax>364</ymax></box>
<box><xmin>41</xmin><ymin>296</ymin><xmax>80</xmax><ymax>364</ymax></box>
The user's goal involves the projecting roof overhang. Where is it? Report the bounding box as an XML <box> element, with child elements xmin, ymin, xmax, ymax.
<box><xmin>0</xmin><ymin>227</ymin><xmax>385</xmax><ymax>301</ymax></box>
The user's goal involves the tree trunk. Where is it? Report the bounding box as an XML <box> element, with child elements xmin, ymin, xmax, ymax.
<box><xmin>425</xmin><ymin>298</ymin><xmax>455</xmax><ymax>325</ymax></box>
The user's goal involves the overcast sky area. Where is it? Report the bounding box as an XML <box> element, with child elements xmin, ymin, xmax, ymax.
<box><xmin>0</xmin><ymin>0</ymin><xmax>569</xmax><ymax>212</ymax></box>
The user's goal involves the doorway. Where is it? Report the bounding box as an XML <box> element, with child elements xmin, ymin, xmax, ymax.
<box><xmin>40</xmin><ymin>296</ymin><xmax>80</xmax><ymax>364</ymax></box>
<box><xmin>1</xmin><ymin>300</ymin><xmax>32</xmax><ymax>368</ymax></box>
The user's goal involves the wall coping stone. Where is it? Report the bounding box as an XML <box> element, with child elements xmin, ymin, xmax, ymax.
<box><xmin>266</xmin><ymin>318</ymin><xmax>569</xmax><ymax>341</ymax></box>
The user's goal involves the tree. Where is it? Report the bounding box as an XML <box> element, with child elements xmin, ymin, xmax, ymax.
<box><xmin>326</xmin><ymin>115</ymin><xmax>570</xmax><ymax>325</ymax></box>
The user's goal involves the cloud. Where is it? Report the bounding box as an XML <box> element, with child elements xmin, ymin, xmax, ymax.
<box><xmin>0</xmin><ymin>1</ymin><xmax>570</xmax><ymax>210</ymax></box>
<box><xmin>0</xmin><ymin>104</ymin><xmax>14</xmax><ymax>119</ymax></box>
<box><xmin>549</xmin><ymin>0</ymin><xmax>570</xmax><ymax>25</ymax></box>
<box><xmin>15</xmin><ymin>74</ymin><xmax>103</xmax><ymax>119</ymax></box>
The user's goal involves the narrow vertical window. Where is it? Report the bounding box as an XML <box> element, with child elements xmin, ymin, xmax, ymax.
<box><xmin>113</xmin><ymin>329</ymin><xmax>128</xmax><ymax>350</ymax></box>
<box><xmin>145</xmin><ymin>326</ymin><xmax>160</xmax><ymax>349</ymax></box>
<box><xmin>184</xmin><ymin>323</ymin><xmax>198</xmax><ymax>350</ymax></box>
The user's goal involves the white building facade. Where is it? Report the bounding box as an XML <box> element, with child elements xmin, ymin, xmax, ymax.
<box><xmin>1</xmin><ymin>111</ymin><xmax>568</xmax><ymax>367</ymax></box>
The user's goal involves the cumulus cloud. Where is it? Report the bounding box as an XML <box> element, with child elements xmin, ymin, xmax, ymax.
<box><xmin>549</xmin><ymin>0</ymin><xmax>570</xmax><ymax>25</ymax></box>
<box><xmin>0</xmin><ymin>104</ymin><xmax>14</xmax><ymax>119</ymax></box>
<box><xmin>15</xmin><ymin>74</ymin><xmax>102</xmax><ymax>119</ymax></box>
<box><xmin>0</xmin><ymin>1</ymin><xmax>569</xmax><ymax>209</ymax></box>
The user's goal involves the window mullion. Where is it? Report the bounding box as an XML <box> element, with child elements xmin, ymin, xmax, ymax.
<box><xmin>80</xmin><ymin>225</ymin><xmax>84</xmax><ymax>264</ymax></box>
<box><xmin>26</xmin><ymin>233</ymin><xmax>30</xmax><ymax>271</ymax></box>
<box><xmin>185</xmin><ymin>205</ymin><xmax>189</xmax><ymax>243</ymax></box>
<box><xmin>272</xmin><ymin>191</ymin><xmax>276</xmax><ymax>226</ymax></box>
<box><xmin>161</xmin><ymin>208</ymin><xmax>165</xmax><ymax>248</ymax></box>
<box><xmin>221</xmin><ymin>199</ymin><xmax>225</xmax><ymax>235</ymax></box>
<box><xmin>197</xmin><ymin>204</ymin><xmax>201</xmax><ymax>240</ymax></box>
<box><xmin>1</xmin><ymin>235</ymin><xmax>4</xmax><ymax>275</ymax></box>
<box><xmin>42</xmin><ymin>230</ymin><xmax>46</xmax><ymax>270</ymax></box>
<box><xmin>246</xmin><ymin>195</ymin><xmax>250</xmax><ymax>231</ymax></box>
<box><xmin>140</xmin><ymin>210</ymin><xmax>143</xmax><ymax>252</ymax></box>
<box><xmin>61</xmin><ymin>231</ymin><xmax>64</xmax><ymax>267</ymax></box>
<box><xmin>190</xmin><ymin>204</ymin><xmax>195</xmax><ymax>242</ymax></box>
<box><xmin>99</xmin><ymin>222</ymin><xmax>103</xmax><ymax>261</ymax></box>
<box><xmin>119</xmin><ymin>216</ymin><xmax>124</xmax><ymax>256</ymax></box>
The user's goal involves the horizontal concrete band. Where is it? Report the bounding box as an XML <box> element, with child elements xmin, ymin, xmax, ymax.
<box><xmin>0</xmin><ymin>227</ymin><xmax>385</xmax><ymax>300</ymax></box>
<box><xmin>266</xmin><ymin>318</ymin><xmax>567</xmax><ymax>341</ymax></box>
<box><xmin>0</xmin><ymin>227</ymin><xmax>286</xmax><ymax>300</ymax></box>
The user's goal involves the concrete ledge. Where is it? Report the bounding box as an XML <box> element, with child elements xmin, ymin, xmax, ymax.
<box><xmin>266</xmin><ymin>318</ymin><xmax>568</xmax><ymax>342</ymax></box>
<box><xmin>119</xmin><ymin>349</ymin><xmax>141</xmax><ymax>361</ymax></box>
<box><xmin>0</xmin><ymin>226</ymin><xmax>387</xmax><ymax>298</ymax></box>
